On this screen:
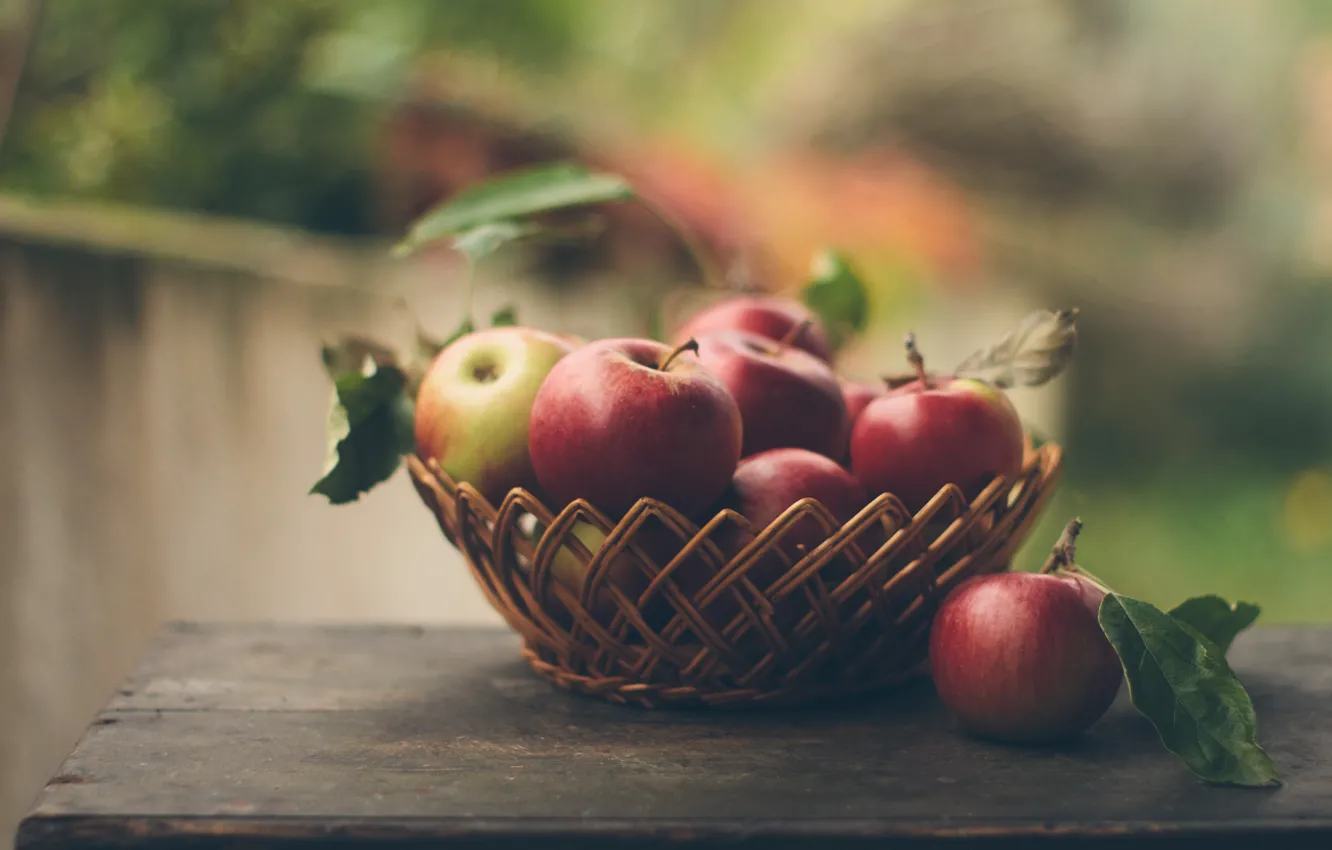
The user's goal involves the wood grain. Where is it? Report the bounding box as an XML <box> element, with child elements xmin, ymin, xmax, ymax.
<box><xmin>15</xmin><ymin>624</ymin><xmax>1332</xmax><ymax>848</ymax></box>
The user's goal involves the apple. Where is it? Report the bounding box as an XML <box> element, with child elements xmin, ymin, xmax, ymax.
<box><xmin>527</xmin><ymin>337</ymin><xmax>743</xmax><ymax>519</ymax></box>
<box><xmin>414</xmin><ymin>326</ymin><xmax>575</xmax><ymax>505</ymax></box>
<box><xmin>540</xmin><ymin>520</ymin><xmax>661</xmax><ymax>629</ymax></box>
<box><xmin>841</xmin><ymin>379</ymin><xmax>885</xmax><ymax>430</ymax></box>
<box><xmin>850</xmin><ymin>334</ymin><xmax>1024</xmax><ymax>513</ymax></box>
<box><xmin>543</xmin><ymin>516</ymin><xmax>746</xmax><ymax>644</ymax></box>
<box><xmin>694</xmin><ymin>330</ymin><xmax>849</xmax><ymax>459</ymax></box>
<box><xmin>838</xmin><ymin>378</ymin><xmax>886</xmax><ymax>462</ymax></box>
<box><xmin>664</xmin><ymin>449</ymin><xmax>874</xmax><ymax>646</ymax></box>
<box><xmin>674</xmin><ymin>295</ymin><xmax>834</xmax><ymax>362</ymax></box>
<box><xmin>723</xmin><ymin>448</ymin><xmax>870</xmax><ymax>554</ymax></box>
<box><xmin>928</xmin><ymin>566</ymin><xmax>1123</xmax><ymax>744</ymax></box>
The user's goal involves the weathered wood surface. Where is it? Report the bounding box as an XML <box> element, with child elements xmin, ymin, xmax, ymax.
<box><xmin>15</xmin><ymin>624</ymin><xmax>1332</xmax><ymax>849</ymax></box>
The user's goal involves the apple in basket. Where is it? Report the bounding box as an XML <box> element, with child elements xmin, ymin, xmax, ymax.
<box><xmin>851</xmin><ymin>334</ymin><xmax>1024</xmax><ymax>513</ymax></box>
<box><xmin>839</xmin><ymin>378</ymin><xmax>885</xmax><ymax>434</ymax></box>
<box><xmin>837</xmin><ymin>378</ymin><xmax>886</xmax><ymax>463</ymax></box>
<box><xmin>694</xmin><ymin>330</ymin><xmax>849</xmax><ymax>460</ymax></box>
<box><xmin>413</xmin><ymin>326</ymin><xmax>576</xmax><ymax>506</ymax></box>
<box><xmin>527</xmin><ymin>337</ymin><xmax>743</xmax><ymax>519</ymax></box>
<box><xmin>655</xmin><ymin>448</ymin><xmax>875</xmax><ymax>644</ymax></box>
<box><xmin>723</xmin><ymin>448</ymin><xmax>871</xmax><ymax>557</ymax></box>
<box><xmin>673</xmin><ymin>294</ymin><xmax>834</xmax><ymax>362</ymax></box>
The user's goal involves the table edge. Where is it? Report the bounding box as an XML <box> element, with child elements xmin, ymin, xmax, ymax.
<box><xmin>18</xmin><ymin>813</ymin><xmax>1332</xmax><ymax>847</ymax></box>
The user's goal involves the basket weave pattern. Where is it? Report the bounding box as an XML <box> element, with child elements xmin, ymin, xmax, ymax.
<box><xmin>407</xmin><ymin>442</ymin><xmax>1062</xmax><ymax>708</ymax></box>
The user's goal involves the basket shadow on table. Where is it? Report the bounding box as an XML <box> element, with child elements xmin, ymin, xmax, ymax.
<box><xmin>372</xmin><ymin>640</ymin><xmax>1166</xmax><ymax>773</ymax></box>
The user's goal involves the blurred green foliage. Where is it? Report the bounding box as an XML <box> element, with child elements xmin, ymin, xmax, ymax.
<box><xmin>0</xmin><ymin>0</ymin><xmax>783</xmax><ymax>234</ymax></box>
<box><xmin>3</xmin><ymin>1</ymin><xmax>370</xmax><ymax>232</ymax></box>
<box><xmin>0</xmin><ymin>0</ymin><xmax>616</xmax><ymax>233</ymax></box>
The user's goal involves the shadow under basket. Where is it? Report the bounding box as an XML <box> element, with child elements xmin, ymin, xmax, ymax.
<box><xmin>407</xmin><ymin>442</ymin><xmax>1062</xmax><ymax>709</ymax></box>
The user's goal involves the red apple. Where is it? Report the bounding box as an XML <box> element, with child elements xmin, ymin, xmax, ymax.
<box><xmin>838</xmin><ymin>378</ymin><xmax>886</xmax><ymax>462</ymax></box>
<box><xmin>674</xmin><ymin>295</ymin><xmax>834</xmax><ymax>362</ymax></box>
<box><xmin>928</xmin><ymin>567</ymin><xmax>1123</xmax><ymax>743</ymax></box>
<box><xmin>527</xmin><ymin>338</ymin><xmax>743</xmax><ymax>519</ymax></box>
<box><xmin>841</xmin><ymin>379</ymin><xmax>885</xmax><ymax>429</ymax></box>
<box><xmin>414</xmin><ymin>326</ymin><xmax>575</xmax><ymax>505</ymax></box>
<box><xmin>851</xmin><ymin>335</ymin><xmax>1024</xmax><ymax>513</ymax></box>
<box><xmin>724</xmin><ymin>448</ymin><xmax>870</xmax><ymax>553</ymax></box>
<box><xmin>694</xmin><ymin>330</ymin><xmax>849</xmax><ymax>459</ymax></box>
<box><xmin>676</xmin><ymin>449</ymin><xmax>875</xmax><ymax>644</ymax></box>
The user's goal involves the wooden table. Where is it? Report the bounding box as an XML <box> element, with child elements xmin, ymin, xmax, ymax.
<box><xmin>14</xmin><ymin>624</ymin><xmax>1332</xmax><ymax>849</ymax></box>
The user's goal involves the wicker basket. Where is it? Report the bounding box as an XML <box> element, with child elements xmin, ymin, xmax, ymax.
<box><xmin>406</xmin><ymin>441</ymin><xmax>1061</xmax><ymax>708</ymax></box>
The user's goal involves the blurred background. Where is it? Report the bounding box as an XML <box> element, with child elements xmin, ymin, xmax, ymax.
<box><xmin>2</xmin><ymin>0</ymin><xmax>1330</xmax><ymax>839</ymax></box>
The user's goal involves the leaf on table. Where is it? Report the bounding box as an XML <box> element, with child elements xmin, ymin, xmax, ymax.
<box><xmin>393</xmin><ymin>162</ymin><xmax>634</xmax><ymax>257</ymax></box>
<box><xmin>311</xmin><ymin>349</ymin><xmax>415</xmax><ymax>505</ymax></box>
<box><xmin>1168</xmin><ymin>595</ymin><xmax>1261</xmax><ymax>655</ymax></box>
<box><xmin>490</xmin><ymin>304</ymin><xmax>518</xmax><ymax>327</ymax></box>
<box><xmin>954</xmin><ymin>308</ymin><xmax>1079</xmax><ymax>389</ymax></box>
<box><xmin>801</xmin><ymin>249</ymin><xmax>870</xmax><ymax>350</ymax></box>
<box><xmin>1099</xmin><ymin>593</ymin><xmax>1282</xmax><ymax>787</ymax></box>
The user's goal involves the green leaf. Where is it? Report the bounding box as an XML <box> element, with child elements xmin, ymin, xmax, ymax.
<box><xmin>490</xmin><ymin>304</ymin><xmax>518</xmax><ymax>327</ymax></box>
<box><xmin>1099</xmin><ymin>594</ymin><xmax>1281</xmax><ymax>787</ymax></box>
<box><xmin>1168</xmin><ymin>596</ymin><xmax>1261</xmax><ymax>655</ymax></box>
<box><xmin>802</xmin><ymin>249</ymin><xmax>870</xmax><ymax>350</ymax></box>
<box><xmin>450</xmin><ymin>221</ymin><xmax>540</xmax><ymax>265</ymax></box>
<box><xmin>310</xmin><ymin>345</ymin><xmax>414</xmax><ymax>505</ymax></box>
<box><xmin>394</xmin><ymin>162</ymin><xmax>634</xmax><ymax>256</ymax></box>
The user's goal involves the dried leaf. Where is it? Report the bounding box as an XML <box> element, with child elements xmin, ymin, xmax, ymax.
<box><xmin>954</xmin><ymin>308</ymin><xmax>1079</xmax><ymax>388</ymax></box>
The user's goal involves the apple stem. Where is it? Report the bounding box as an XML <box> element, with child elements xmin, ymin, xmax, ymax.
<box><xmin>905</xmin><ymin>332</ymin><xmax>929</xmax><ymax>387</ymax></box>
<box><xmin>1040</xmin><ymin>517</ymin><xmax>1083</xmax><ymax>573</ymax></box>
<box><xmin>779</xmin><ymin>318</ymin><xmax>814</xmax><ymax>350</ymax></box>
<box><xmin>660</xmin><ymin>337</ymin><xmax>700</xmax><ymax>372</ymax></box>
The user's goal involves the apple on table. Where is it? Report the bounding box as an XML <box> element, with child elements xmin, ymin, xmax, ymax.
<box><xmin>929</xmin><ymin>521</ymin><xmax>1123</xmax><ymax>743</ymax></box>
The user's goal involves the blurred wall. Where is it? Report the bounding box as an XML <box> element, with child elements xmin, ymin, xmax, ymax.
<box><xmin>0</xmin><ymin>201</ymin><xmax>513</xmax><ymax>843</ymax></box>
